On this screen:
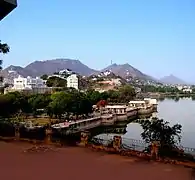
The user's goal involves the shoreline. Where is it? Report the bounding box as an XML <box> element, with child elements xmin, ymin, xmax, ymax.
<box><xmin>140</xmin><ymin>93</ymin><xmax>195</xmax><ymax>98</ymax></box>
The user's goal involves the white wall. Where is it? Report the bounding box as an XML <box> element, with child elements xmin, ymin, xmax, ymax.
<box><xmin>13</xmin><ymin>76</ymin><xmax>45</xmax><ymax>90</ymax></box>
<box><xmin>67</xmin><ymin>74</ymin><xmax>79</xmax><ymax>89</ymax></box>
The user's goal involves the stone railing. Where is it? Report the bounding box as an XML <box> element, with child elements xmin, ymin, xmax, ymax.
<box><xmin>1</xmin><ymin>127</ymin><xmax>195</xmax><ymax>168</ymax></box>
<box><xmin>78</xmin><ymin>132</ymin><xmax>195</xmax><ymax>168</ymax></box>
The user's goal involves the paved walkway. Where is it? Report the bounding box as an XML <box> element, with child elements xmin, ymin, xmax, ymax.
<box><xmin>0</xmin><ymin>142</ymin><xmax>192</xmax><ymax>180</ymax></box>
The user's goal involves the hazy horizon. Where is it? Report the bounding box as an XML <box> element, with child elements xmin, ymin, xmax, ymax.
<box><xmin>1</xmin><ymin>0</ymin><xmax>195</xmax><ymax>82</ymax></box>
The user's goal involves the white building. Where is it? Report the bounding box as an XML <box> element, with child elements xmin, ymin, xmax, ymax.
<box><xmin>13</xmin><ymin>76</ymin><xmax>46</xmax><ymax>90</ymax></box>
<box><xmin>67</xmin><ymin>74</ymin><xmax>79</xmax><ymax>90</ymax></box>
<box><xmin>59</xmin><ymin>69</ymin><xmax>72</xmax><ymax>75</ymax></box>
<box><xmin>111</xmin><ymin>78</ymin><xmax>121</xmax><ymax>86</ymax></box>
<box><xmin>182</xmin><ymin>88</ymin><xmax>192</xmax><ymax>93</ymax></box>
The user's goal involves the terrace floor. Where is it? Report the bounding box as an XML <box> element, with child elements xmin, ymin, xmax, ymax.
<box><xmin>0</xmin><ymin>141</ymin><xmax>193</xmax><ymax>180</ymax></box>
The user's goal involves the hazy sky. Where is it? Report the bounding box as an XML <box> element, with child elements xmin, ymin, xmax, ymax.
<box><xmin>0</xmin><ymin>0</ymin><xmax>195</xmax><ymax>81</ymax></box>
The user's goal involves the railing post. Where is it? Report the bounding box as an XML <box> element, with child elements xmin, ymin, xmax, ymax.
<box><xmin>151</xmin><ymin>141</ymin><xmax>160</xmax><ymax>159</ymax></box>
<box><xmin>15</xmin><ymin>126</ymin><xmax>20</xmax><ymax>140</ymax></box>
<box><xmin>80</xmin><ymin>131</ymin><xmax>90</xmax><ymax>147</ymax></box>
<box><xmin>45</xmin><ymin>128</ymin><xmax>52</xmax><ymax>145</ymax></box>
<box><xmin>113</xmin><ymin>136</ymin><xmax>122</xmax><ymax>151</ymax></box>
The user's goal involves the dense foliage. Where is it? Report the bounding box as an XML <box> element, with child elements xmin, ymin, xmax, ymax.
<box><xmin>140</xmin><ymin>119</ymin><xmax>183</xmax><ymax>158</ymax></box>
<box><xmin>46</xmin><ymin>76</ymin><xmax>67</xmax><ymax>87</ymax></box>
<box><xmin>0</xmin><ymin>40</ymin><xmax>9</xmax><ymax>54</ymax></box>
<box><xmin>0</xmin><ymin>40</ymin><xmax>9</xmax><ymax>82</ymax></box>
<box><xmin>0</xmin><ymin>85</ymin><xmax>136</xmax><ymax>119</ymax></box>
<box><xmin>141</xmin><ymin>85</ymin><xmax>181</xmax><ymax>93</ymax></box>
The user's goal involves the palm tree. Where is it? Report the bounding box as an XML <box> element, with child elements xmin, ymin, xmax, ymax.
<box><xmin>0</xmin><ymin>40</ymin><xmax>10</xmax><ymax>83</ymax></box>
<box><xmin>0</xmin><ymin>40</ymin><xmax>10</xmax><ymax>54</ymax></box>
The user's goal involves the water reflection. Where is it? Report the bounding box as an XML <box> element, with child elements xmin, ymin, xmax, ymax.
<box><xmin>125</xmin><ymin>97</ymin><xmax>195</xmax><ymax>148</ymax></box>
<box><xmin>158</xmin><ymin>95</ymin><xmax>194</xmax><ymax>102</ymax></box>
<box><xmin>158</xmin><ymin>97</ymin><xmax>165</xmax><ymax>102</ymax></box>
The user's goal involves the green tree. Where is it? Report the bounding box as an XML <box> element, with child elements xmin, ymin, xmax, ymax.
<box><xmin>0</xmin><ymin>94</ymin><xmax>11</xmax><ymax>117</ymax></box>
<box><xmin>107</xmin><ymin>90</ymin><xmax>120</xmax><ymax>103</ymax></box>
<box><xmin>28</xmin><ymin>94</ymin><xmax>51</xmax><ymax>116</ymax></box>
<box><xmin>3</xmin><ymin>92</ymin><xmax>33</xmax><ymax>119</ymax></box>
<box><xmin>78</xmin><ymin>96</ymin><xmax>93</xmax><ymax>115</ymax></box>
<box><xmin>86</xmin><ymin>90</ymin><xmax>102</xmax><ymax>104</ymax></box>
<box><xmin>48</xmin><ymin>92</ymin><xmax>71</xmax><ymax>119</ymax></box>
<box><xmin>140</xmin><ymin>119</ymin><xmax>182</xmax><ymax>158</ymax></box>
<box><xmin>69</xmin><ymin>91</ymin><xmax>92</xmax><ymax>117</ymax></box>
<box><xmin>4</xmin><ymin>92</ymin><xmax>22</xmax><ymax>116</ymax></box>
<box><xmin>40</xmin><ymin>74</ymin><xmax>48</xmax><ymax>80</ymax></box>
<box><xmin>142</xmin><ymin>85</ymin><xmax>180</xmax><ymax>94</ymax></box>
<box><xmin>0</xmin><ymin>40</ymin><xmax>9</xmax><ymax>54</ymax></box>
<box><xmin>19</xmin><ymin>95</ymin><xmax>32</xmax><ymax>117</ymax></box>
<box><xmin>0</xmin><ymin>41</ymin><xmax>10</xmax><ymax>83</ymax></box>
<box><xmin>46</xmin><ymin>76</ymin><xmax>67</xmax><ymax>87</ymax></box>
<box><xmin>118</xmin><ymin>85</ymin><xmax>136</xmax><ymax>102</ymax></box>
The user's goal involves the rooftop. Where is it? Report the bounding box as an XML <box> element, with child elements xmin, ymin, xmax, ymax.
<box><xmin>105</xmin><ymin>105</ymin><xmax>127</xmax><ymax>109</ymax></box>
<box><xmin>129</xmin><ymin>101</ymin><xmax>146</xmax><ymax>104</ymax></box>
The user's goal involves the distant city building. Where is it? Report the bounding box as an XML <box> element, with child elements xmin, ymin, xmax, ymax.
<box><xmin>59</xmin><ymin>69</ymin><xmax>72</xmax><ymax>75</ymax></box>
<box><xmin>67</xmin><ymin>74</ymin><xmax>79</xmax><ymax>90</ymax></box>
<box><xmin>48</xmin><ymin>69</ymin><xmax>73</xmax><ymax>80</ymax></box>
<box><xmin>182</xmin><ymin>88</ymin><xmax>192</xmax><ymax>93</ymax></box>
<box><xmin>3</xmin><ymin>69</ymin><xmax>19</xmax><ymax>85</ymax></box>
<box><xmin>111</xmin><ymin>78</ymin><xmax>121</xmax><ymax>86</ymax></box>
<box><xmin>13</xmin><ymin>76</ymin><xmax>46</xmax><ymax>90</ymax></box>
<box><xmin>94</xmin><ymin>85</ymin><xmax>115</xmax><ymax>93</ymax></box>
<box><xmin>177</xmin><ymin>85</ymin><xmax>183</xmax><ymax>91</ymax></box>
<box><xmin>96</xmin><ymin>78</ymin><xmax>121</xmax><ymax>86</ymax></box>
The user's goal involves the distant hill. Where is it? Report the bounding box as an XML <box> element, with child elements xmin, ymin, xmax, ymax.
<box><xmin>3</xmin><ymin>65</ymin><xmax>34</xmax><ymax>77</ymax></box>
<box><xmin>3</xmin><ymin>59</ymin><xmax>98</xmax><ymax>77</ymax></box>
<box><xmin>2</xmin><ymin>59</ymin><xmax>157</xmax><ymax>83</ymax></box>
<box><xmin>101</xmin><ymin>63</ymin><xmax>155</xmax><ymax>81</ymax></box>
<box><xmin>159</xmin><ymin>74</ymin><xmax>187</xmax><ymax>85</ymax></box>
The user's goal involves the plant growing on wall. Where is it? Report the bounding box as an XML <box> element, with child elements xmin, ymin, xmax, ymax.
<box><xmin>140</xmin><ymin>118</ymin><xmax>183</xmax><ymax>158</ymax></box>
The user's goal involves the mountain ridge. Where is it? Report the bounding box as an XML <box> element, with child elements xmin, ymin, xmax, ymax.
<box><xmin>159</xmin><ymin>74</ymin><xmax>187</xmax><ymax>85</ymax></box>
<box><xmin>3</xmin><ymin>59</ymin><xmax>99</xmax><ymax>77</ymax></box>
<box><xmin>101</xmin><ymin>63</ymin><xmax>157</xmax><ymax>81</ymax></box>
<box><xmin>1</xmin><ymin>58</ymin><xmax>187</xmax><ymax>84</ymax></box>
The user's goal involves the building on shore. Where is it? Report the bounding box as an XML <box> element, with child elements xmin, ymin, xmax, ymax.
<box><xmin>12</xmin><ymin>76</ymin><xmax>46</xmax><ymax>90</ymax></box>
<box><xmin>0</xmin><ymin>0</ymin><xmax>17</xmax><ymax>21</ymax></box>
<box><xmin>3</xmin><ymin>75</ymin><xmax>49</xmax><ymax>94</ymax></box>
<box><xmin>67</xmin><ymin>74</ymin><xmax>79</xmax><ymax>90</ymax></box>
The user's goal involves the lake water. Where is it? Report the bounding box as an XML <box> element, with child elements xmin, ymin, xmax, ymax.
<box><xmin>125</xmin><ymin>97</ymin><xmax>195</xmax><ymax>148</ymax></box>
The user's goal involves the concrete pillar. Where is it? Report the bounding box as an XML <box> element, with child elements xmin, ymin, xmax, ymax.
<box><xmin>151</xmin><ymin>141</ymin><xmax>160</xmax><ymax>159</ymax></box>
<box><xmin>80</xmin><ymin>131</ymin><xmax>90</xmax><ymax>147</ymax></box>
<box><xmin>15</xmin><ymin>126</ymin><xmax>20</xmax><ymax>140</ymax></box>
<box><xmin>45</xmin><ymin>128</ymin><xmax>52</xmax><ymax>145</ymax></box>
<box><xmin>113</xmin><ymin>135</ymin><xmax>122</xmax><ymax>151</ymax></box>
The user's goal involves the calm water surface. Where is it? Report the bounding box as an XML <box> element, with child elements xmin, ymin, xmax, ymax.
<box><xmin>125</xmin><ymin>97</ymin><xmax>195</xmax><ymax>148</ymax></box>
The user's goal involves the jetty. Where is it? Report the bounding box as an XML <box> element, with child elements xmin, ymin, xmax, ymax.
<box><xmin>51</xmin><ymin>98</ymin><xmax>158</xmax><ymax>135</ymax></box>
